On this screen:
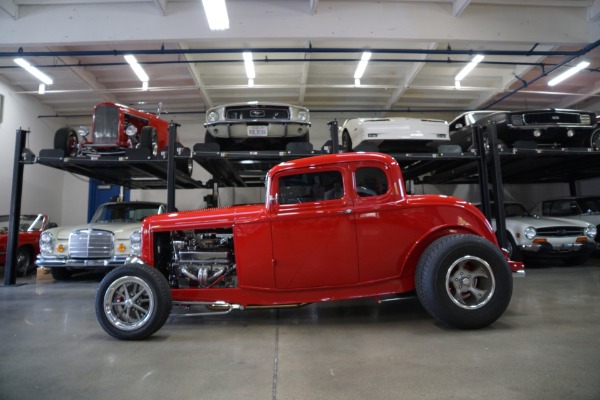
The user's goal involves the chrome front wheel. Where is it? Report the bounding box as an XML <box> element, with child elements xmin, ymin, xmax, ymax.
<box><xmin>96</xmin><ymin>264</ymin><xmax>172</xmax><ymax>340</ymax></box>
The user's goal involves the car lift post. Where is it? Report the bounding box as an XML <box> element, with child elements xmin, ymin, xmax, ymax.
<box><xmin>487</xmin><ymin>121</ymin><xmax>508</xmax><ymax>250</ymax></box>
<box><xmin>166</xmin><ymin>122</ymin><xmax>179</xmax><ymax>212</ymax></box>
<box><xmin>3</xmin><ymin>129</ymin><xmax>27</xmax><ymax>286</ymax></box>
<box><xmin>329</xmin><ymin>120</ymin><xmax>339</xmax><ymax>153</ymax></box>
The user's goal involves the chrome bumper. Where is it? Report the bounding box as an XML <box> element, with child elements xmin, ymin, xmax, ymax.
<box><xmin>36</xmin><ymin>255</ymin><xmax>128</xmax><ymax>269</ymax></box>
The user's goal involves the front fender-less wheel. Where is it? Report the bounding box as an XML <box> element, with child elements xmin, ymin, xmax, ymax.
<box><xmin>54</xmin><ymin>127</ymin><xmax>79</xmax><ymax>157</ymax></box>
<box><xmin>140</xmin><ymin>126</ymin><xmax>159</xmax><ymax>156</ymax></box>
<box><xmin>415</xmin><ymin>234</ymin><xmax>513</xmax><ymax>329</ymax></box>
<box><xmin>95</xmin><ymin>264</ymin><xmax>172</xmax><ymax>340</ymax></box>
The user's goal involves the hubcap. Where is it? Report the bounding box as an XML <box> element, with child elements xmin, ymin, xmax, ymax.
<box><xmin>445</xmin><ymin>255</ymin><xmax>495</xmax><ymax>310</ymax></box>
<box><xmin>103</xmin><ymin>275</ymin><xmax>155</xmax><ymax>331</ymax></box>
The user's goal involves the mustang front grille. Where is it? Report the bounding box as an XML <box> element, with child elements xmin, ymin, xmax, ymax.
<box><xmin>225</xmin><ymin>105</ymin><xmax>290</xmax><ymax>120</ymax></box>
<box><xmin>536</xmin><ymin>226</ymin><xmax>584</xmax><ymax>237</ymax></box>
<box><xmin>69</xmin><ymin>229</ymin><xmax>114</xmax><ymax>258</ymax></box>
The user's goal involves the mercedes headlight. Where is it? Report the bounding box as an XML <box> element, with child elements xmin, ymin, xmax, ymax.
<box><xmin>206</xmin><ymin>111</ymin><xmax>219</xmax><ymax>123</ymax></box>
<box><xmin>130</xmin><ymin>230</ymin><xmax>142</xmax><ymax>256</ymax></box>
<box><xmin>524</xmin><ymin>226</ymin><xmax>536</xmax><ymax>240</ymax></box>
<box><xmin>584</xmin><ymin>224</ymin><xmax>597</xmax><ymax>239</ymax></box>
<box><xmin>40</xmin><ymin>231</ymin><xmax>55</xmax><ymax>255</ymax></box>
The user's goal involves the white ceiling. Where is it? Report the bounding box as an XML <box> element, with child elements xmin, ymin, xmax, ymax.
<box><xmin>0</xmin><ymin>0</ymin><xmax>599</xmax><ymax>123</ymax></box>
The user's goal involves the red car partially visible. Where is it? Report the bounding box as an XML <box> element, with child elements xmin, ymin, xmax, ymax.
<box><xmin>0</xmin><ymin>214</ymin><xmax>51</xmax><ymax>276</ymax></box>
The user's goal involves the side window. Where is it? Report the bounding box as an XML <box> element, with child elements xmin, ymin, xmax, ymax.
<box><xmin>278</xmin><ymin>171</ymin><xmax>344</xmax><ymax>205</ymax></box>
<box><xmin>355</xmin><ymin>167</ymin><xmax>388</xmax><ymax>197</ymax></box>
<box><xmin>549</xmin><ymin>200</ymin><xmax>577</xmax><ymax>216</ymax></box>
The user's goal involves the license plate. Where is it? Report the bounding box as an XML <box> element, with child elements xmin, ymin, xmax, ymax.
<box><xmin>247</xmin><ymin>126</ymin><xmax>268</xmax><ymax>137</ymax></box>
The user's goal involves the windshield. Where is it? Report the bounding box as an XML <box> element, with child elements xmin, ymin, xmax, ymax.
<box><xmin>470</xmin><ymin>111</ymin><xmax>498</xmax><ymax>124</ymax></box>
<box><xmin>504</xmin><ymin>203</ymin><xmax>529</xmax><ymax>217</ymax></box>
<box><xmin>91</xmin><ymin>203</ymin><xmax>164</xmax><ymax>224</ymax></box>
<box><xmin>0</xmin><ymin>214</ymin><xmax>46</xmax><ymax>233</ymax></box>
<box><xmin>576</xmin><ymin>198</ymin><xmax>600</xmax><ymax>213</ymax></box>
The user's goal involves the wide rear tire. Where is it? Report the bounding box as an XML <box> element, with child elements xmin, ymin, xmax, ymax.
<box><xmin>415</xmin><ymin>234</ymin><xmax>513</xmax><ymax>329</ymax></box>
<box><xmin>95</xmin><ymin>264</ymin><xmax>172</xmax><ymax>340</ymax></box>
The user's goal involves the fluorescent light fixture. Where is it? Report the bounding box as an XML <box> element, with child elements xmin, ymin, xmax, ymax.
<box><xmin>548</xmin><ymin>61</ymin><xmax>590</xmax><ymax>87</ymax></box>
<box><xmin>38</xmin><ymin>83</ymin><xmax>46</xmax><ymax>94</ymax></box>
<box><xmin>455</xmin><ymin>54</ymin><xmax>484</xmax><ymax>82</ymax></box>
<box><xmin>14</xmin><ymin>58</ymin><xmax>53</xmax><ymax>85</ymax></box>
<box><xmin>354</xmin><ymin>78</ymin><xmax>361</xmax><ymax>87</ymax></box>
<box><xmin>243</xmin><ymin>52</ymin><xmax>255</xmax><ymax>79</ymax></box>
<box><xmin>124</xmin><ymin>54</ymin><xmax>149</xmax><ymax>82</ymax></box>
<box><xmin>354</xmin><ymin>51</ymin><xmax>371</xmax><ymax>79</ymax></box>
<box><xmin>248</xmin><ymin>78</ymin><xmax>254</xmax><ymax>87</ymax></box>
<box><xmin>142</xmin><ymin>81</ymin><xmax>149</xmax><ymax>91</ymax></box>
<box><xmin>202</xmin><ymin>0</ymin><xmax>229</xmax><ymax>31</ymax></box>
<box><xmin>455</xmin><ymin>80</ymin><xmax>461</xmax><ymax>89</ymax></box>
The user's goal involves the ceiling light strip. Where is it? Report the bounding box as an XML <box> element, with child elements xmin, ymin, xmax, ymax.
<box><xmin>13</xmin><ymin>58</ymin><xmax>53</xmax><ymax>85</ymax></box>
<box><xmin>124</xmin><ymin>54</ymin><xmax>149</xmax><ymax>82</ymax></box>
<box><xmin>354</xmin><ymin>51</ymin><xmax>371</xmax><ymax>79</ymax></box>
<box><xmin>455</xmin><ymin>54</ymin><xmax>484</xmax><ymax>82</ymax></box>
<box><xmin>547</xmin><ymin>61</ymin><xmax>590</xmax><ymax>86</ymax></box>
<box><xmin>202</xmin><ymin>0</ymin><xmax>229</xmax><ymax>31</ymax></box>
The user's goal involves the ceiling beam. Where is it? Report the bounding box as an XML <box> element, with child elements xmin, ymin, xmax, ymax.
<box><xmin>452</xmin><ymin>0</ymin><xmax>471</xmax><ymax>17</ymax></box>
<box><xmin>178</xmin><ymin>42</ymin><xmax>213</xmax><ymax>109</ymax></box>
<box><xmin>0</xmin><ymin>0</ymin><xmax>19</xmax><ymax>19</ymax></box>
<box><xmin>152</xmin><ymin>0</ymin><xmax>166</xmax><ymax>16</ymax></box>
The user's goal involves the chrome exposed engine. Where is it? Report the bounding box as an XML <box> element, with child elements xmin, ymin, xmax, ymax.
<box><xmin>168</xmin><ymin>231</ymin><xmax>236</xmax><ymax>289</ymax></box>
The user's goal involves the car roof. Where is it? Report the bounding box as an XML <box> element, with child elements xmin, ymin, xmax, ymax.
<box><xmin>269</xmin><ymin>152</ymin><xmax>398</xmax><ymax>177</ymax></box>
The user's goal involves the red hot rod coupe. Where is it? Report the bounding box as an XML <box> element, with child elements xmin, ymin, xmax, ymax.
<box><xmin>96</xmin><ymin>152</ymin><xmax>524</xmax><ymax>340</ymax></box>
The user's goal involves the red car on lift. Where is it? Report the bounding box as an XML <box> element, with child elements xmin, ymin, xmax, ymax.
<box><xmin>0</xmin><ymin>214</ymin><xmax>53</xmax><ymax>276</ymax></box>
<box><xmin>53</xmin><ymin>102</ymin><xmax>193</xmax><ymax>175</ymax></box>
<box><xmin>95</xmin><ymin>152</ymin><xmax>524</xmax><ymax>340</ymax></box>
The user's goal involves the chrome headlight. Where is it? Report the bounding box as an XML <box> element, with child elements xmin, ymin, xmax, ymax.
<box><xmin>125</xmin><ymin>123</ymin><xmax>138</xmax><ymax>137</ymax></box>
<box><xmin>584</xmin><ymin>224</ymin><xmax>597</xmax><ymax>239</ymax></box>
<box><xmin>524</xmin><ymin>226</ymin><xmax>537</xmax><ymax>240</ymax></box>
<box><xmin>77</xmin><ymin>126</ymin><xmax>90</xmax><ymax>137</ymax></box>
<box><xmin>297</xmin><ymin>111</ymin><xmax>309</xmax><ymax>122</ymax></box>
<box><xmin>40</xmin><ymin>231</ymin><xmax>55</xmax><ymax>255</ymax></box>
<box><xmin>130</xmin><ymin>230</ymin><xmax>142</xmax><ymax>256</ymax></box>
<box><xmin>206</xmin><ymin>111</ymin><xmax>219</xmax><ymax>123</ymax></box>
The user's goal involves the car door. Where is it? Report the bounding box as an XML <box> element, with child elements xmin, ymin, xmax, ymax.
<box><xmin>270</xmin><ymin>165</ymin><xmax>359</xmax><ymax>289</ymax></box>
<box><xmin>351</xmin><ymin>162</ymin><xmax>408</xmax><ymax>282</ymax></box>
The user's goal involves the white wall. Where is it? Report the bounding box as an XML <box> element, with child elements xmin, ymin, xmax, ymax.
<box><xmin>0</xmin><ymin>76</ymin><xmax>77</xmax><ymax>225</ymax></box>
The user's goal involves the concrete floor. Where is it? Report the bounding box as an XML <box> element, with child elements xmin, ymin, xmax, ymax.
<box><xmin>1</xmin><ymin>260</ymin><xmax>599</xmax><ymax>400</ymax></box>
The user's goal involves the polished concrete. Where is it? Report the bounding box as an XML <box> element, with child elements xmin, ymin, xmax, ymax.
<box><xmin>1</xmin><ymin>259</ymin><xmax>599</xmax><ymax>400</ymax></box>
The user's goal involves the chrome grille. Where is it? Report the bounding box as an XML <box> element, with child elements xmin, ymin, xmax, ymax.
<box><xmin>69</xmin><ymin>229</ymin><xmax>114</xmax><ymax>258</ymax></box>
<box><xmin>225</xmin><ymin>105</ymin><xmax>290</xmax><ymax>120</ymax></box>
<box><xmin>523</xmin><ymin>112</ymin><xmax>582</xmax><ymax>125</ymax></box>
<box><xmin>93</xmin><ymin>105</ymin><xmax>119</xmax><ymax>145</ymax></box>
<box><xmin>536</xmin><ymin>226</ymin><xmax>584</xmax><ymax>237</ymax></box>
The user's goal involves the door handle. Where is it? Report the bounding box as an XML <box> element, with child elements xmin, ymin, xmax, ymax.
<box><xmin>338</xmin><ymin>209</ymin><xmax>352</xmax><ymax>214</ymax></box>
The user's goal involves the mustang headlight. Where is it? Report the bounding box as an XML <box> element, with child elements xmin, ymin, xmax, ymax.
<box><xmin>206</xmin><ymin>111</ymin><xmax>219</xmax><ymax>123</ymax></box>
<box><xmin>524</xmin><ymin>226</ymin><xmax>537</xmax><ymax>240</ymax></box>
<box><xmin>130</xmin><ymin>230</ymin><xmax>142</xmax><ymax>256</ymax></box>
<box><xmin>584</xmin><ymin>224</ymin><xmax>597</xmax><ymax>239</ymax></box>
<box><xmin>297</xmin><ymin>111</ymin><xmax>309</xmax><ymax>122</ymax></box>
<box><xmin>40</xmin><ymin>231</ymin><xmax>55</xmax><ymax>255</ymax></box>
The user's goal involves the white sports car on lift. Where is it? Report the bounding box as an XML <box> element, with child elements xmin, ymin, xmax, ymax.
<box><xmin>478</xmin><ymin>202</ymin><xmax>597</xmax><ymax>265</ymax></box>
<box><xmin>339</xmin><ymin>117</ymin><xmax>449</xmax><ymax>153</ymax></box>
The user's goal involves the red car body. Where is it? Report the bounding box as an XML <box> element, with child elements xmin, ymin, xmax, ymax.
<box><xmin>0</xmin><ymin>214</ymin><xmax>49</xmax><ymax>275</ymax></box>
<box><xmin>81</xmin><ymin>102</ymin><xmax>173</xmax><ymax>155</ymax></box>
<box><xmin>96</xmin><ymin>152</ymin><xmax>524</xmax><ymax>340</ymax></box>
